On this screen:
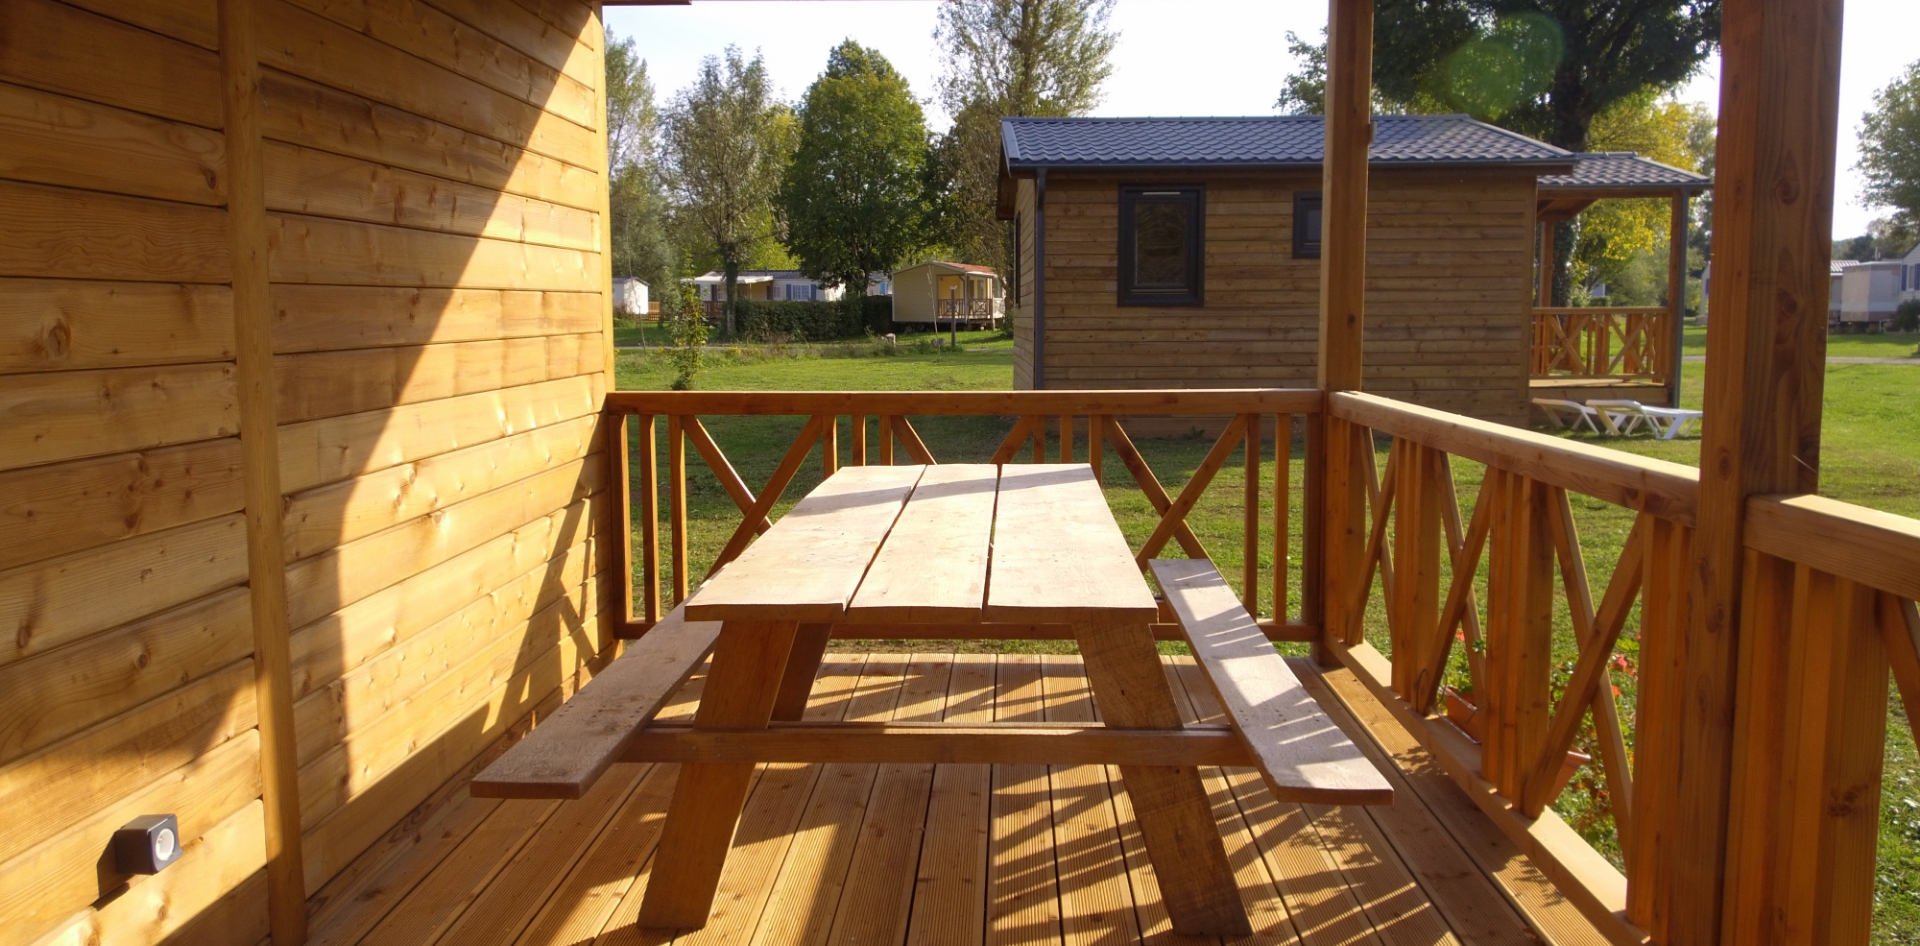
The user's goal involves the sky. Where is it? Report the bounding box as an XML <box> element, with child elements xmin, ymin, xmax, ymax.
<box><xmin>606</xmin><ymin>0</ymin><xmax>1919</xmax><ymax>239</ymax></box>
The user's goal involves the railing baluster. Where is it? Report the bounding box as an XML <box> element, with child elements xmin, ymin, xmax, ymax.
<box><xmin>1274</xmin><ymin>413</ymin><xmax>1291</xmax><ymax>624</ymax></box>
<box><xmin>1243</xmin><ymin>412</ymin><xmax>1260</xmax><ymax>617</ymax></box>
<box><xmin>1057</xmin><ymin>415</ymin><xmax>1071</xmax><ymax>462</ymax></box>
<box><xmin>1031</xmin><ymin>416</ymin><xmax>1045</xmax><ymax>463</ymax></box>
<box><xmin>851</xmin><ymin>414</ymin><xmax>867</xmax><ymax>465</ymax></box>
<box><xmin>1089</xmin><ymin>414</ymin><xmax>1105</xmax><ymax>483</ymax></box>
<box><xmin>638</xmin><ymin>414</ymin><xmax>660</xmax><ymax>624</ymax></box>
<box><xmin>612</xmin><ymin>412</ymin><xmax>636</xmax><ymax>630</ymax></box>
<box><xmin>880</xmin><ymin>414</ymin><xmax>895</xmax><ymax>464</ymax></box>
<box><xmin>822</xmin><ymin>414</ymin><xmax>838</xmax><ymax>476</ymax></box>
<box><xmin>668</xmin><ymin>413</ymin><xmax>688</xmax><ymax>605</ymax></box>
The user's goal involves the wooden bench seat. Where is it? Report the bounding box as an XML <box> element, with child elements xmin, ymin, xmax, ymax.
<box><xmin>1151</xmin><ymin>559</ymin><xmax>1394</xmax><ymax>805</ymax></box>
<box><xmin>470</xmin><ymin>604</ymin><xmax>723</xmax><ymax>799</ymax></box>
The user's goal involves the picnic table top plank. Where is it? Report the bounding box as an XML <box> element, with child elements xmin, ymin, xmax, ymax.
<box><xmin>684</xmin><ymin>465</ymin><xmax>924</xmax><ymax>622</ymax></box>
<box><xmin>986</xmin><ymin>464</ymin><xmax>1159</xmax><ymax>624</ymax></box>
<box><xmin>1152</xmin><ymin>559</ymin><xmax>1394</xmax><ymax>805</ymax></box>
<box><xmin>843</xmin><ymin>464</ymin><xmax>999</xmax><ymax>624</ymax></box>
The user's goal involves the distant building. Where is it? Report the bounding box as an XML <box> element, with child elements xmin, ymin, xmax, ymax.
<box><xmin>1838</xmin><ymin>261</ymin><xmax>1902</xmax><ymax>326</ymax></box>
<box><xmin>686</xmin><ymin>270</ymin><xmax>843</xmax><ymax>303</ymax></box>
<box><xmin>612</xmin><ymin>277</ymin><xmax>648</xmax><ymax>317</ymax></box>
<box><xmin>1901</xmin><ymin>243</ymin><xmax>1920</xmax><ymax>308</ymax></box>
<box><xmin>890</xmin><ymin>261</ymin><xmax>1003</xmax><ymax>326</ymax></box>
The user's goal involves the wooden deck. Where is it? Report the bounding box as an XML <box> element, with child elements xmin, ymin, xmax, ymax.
<box><xmin>303</xmin><ymin>652</ymin><xmax>1612</xmax><ymax>946</ymax></box>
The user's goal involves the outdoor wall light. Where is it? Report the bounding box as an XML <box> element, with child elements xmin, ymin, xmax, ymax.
<box><xmin>112</xmin><ymin>814</ymin><xmax>181</xmax><ymax>875</ymax></box>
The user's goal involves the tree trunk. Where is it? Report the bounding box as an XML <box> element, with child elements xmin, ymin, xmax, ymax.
<box><xmin>1551</xmin><ymin>219</ymin><xmax>1577</xmax><ymax>306</ymax></box>
<box><xmin>722</xmin><ymin>258</ymin><xmax>739</xmax><ymax>338</ymax></box>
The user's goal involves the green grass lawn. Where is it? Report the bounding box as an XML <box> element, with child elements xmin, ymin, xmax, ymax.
<box><xmin>614</xmin><ymin>337</ymin><xmax>1919</xmax><ymax>940</ymax></box>
<box><xmin>1683</xmin><ymin>320</ymin><xmax>1920</xmax><ymax>359</ymax></box>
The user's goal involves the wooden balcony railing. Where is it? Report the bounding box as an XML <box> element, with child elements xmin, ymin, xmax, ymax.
<box><xmin>938</xmin><ymin>298</ymin><xmax>1003</xmax><ymax>321</ymax></box>
<box><xmin>1324</xmin><ymin>391</ymin><xmax>1919</xmax><ymax>943</ymax></box>
<box><xmin>598</xmin><ymin>388</ymin><xmax>1918</xmax><ymax>943</ymax></box>
<box><xmin>602</xmin><ymin>390</ymin><xmax>1321</xmax><ymax>643</ymax></box>
<box><xmin>1531</xmin><ymin>307</ymin><xmax>1674</xmax><ymax>382</ymax></box>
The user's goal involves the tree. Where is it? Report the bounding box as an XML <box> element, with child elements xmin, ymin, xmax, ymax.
<box><xmin>1274</xmin><ymin>30</ymin><xmax>1328</xmax><ymax>116</ymax></box>
<box><xmin>1857</xmin><ymin>60</ymin><xmax>1920</xmax><ymax>243</ymax></box>
<box><xmin>780</xmin><ymin>41</ymin><xmax>930</xmax><ymax>296</ymax></box>
<box><xmin>662</xmin><ymin>47</ymin><xmax>794</xmax><ymax>337</ymax></box>
<box><xmin>931</xmin><ymin>0</ymin><xmax>1119</xmax><ymax>273</ymax></box>
<box><xmin>1275</xmin><ymin>1</ymin><xmax>1719</xmax><ymax>303</ymax></box>
<box><xmin>604</xmin><ymin>30</ymin><xmax>678</xmax><ymax>313</ymax></box>
<box><xmin>1566</xmin><ymin>92</ymin><xmax>1714</xmax><ymax>303</ymax></box>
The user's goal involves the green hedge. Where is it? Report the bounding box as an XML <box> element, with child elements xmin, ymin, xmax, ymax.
<box><xmin>727</xmin><ymin>296</ymin><xmax>892</xmax><ymax>341</ymax></box>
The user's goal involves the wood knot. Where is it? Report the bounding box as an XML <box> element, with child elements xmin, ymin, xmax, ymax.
<box><xmin>39</xmin><ymin>319</ymin><xmax>72</xmax><ymax>360</ymax></box>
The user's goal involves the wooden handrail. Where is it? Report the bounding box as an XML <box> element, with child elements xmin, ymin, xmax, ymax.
<box><xmin>606</xmin><ymin>388</ymin><xmax>1323</xmax><ymax>416</ymax></box>
<box><xmin>1530</xmin><ymin>307</ymin><xmax>1673</xmax><ymax>382</ymax></box>
<box><xmin>1329</xmin><ymin>391</ymin><xmax>1699</xmax><ymax>525</ymax></box>
<box><xmin>1744</xmin><ymin>494</ymin><xmax>1920</xmax><ymax>601</ymax></box>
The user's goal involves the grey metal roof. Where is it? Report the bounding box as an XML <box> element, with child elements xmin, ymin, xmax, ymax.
<box><xmin>1000</xmin><ymin>114</ymin><xmax>1574</xmax><ymax>170</ymax></box>
<box><xmin>1537</xmin><ymin>152</ymin><xmax>1711</xmax><ymax>190</ymax></box>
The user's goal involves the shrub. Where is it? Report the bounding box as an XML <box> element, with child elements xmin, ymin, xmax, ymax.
<box><xmin>731</xmin><ymin>296</ymin><xmax>891</xmax><ymax>341</ymax></box>
<box><xmin>666</xmin><ymin>283</ymin><xmax>708</xmax><ymax>390</ymax></box>
<box><xmin>1896</xmin><ymin>299</ymin><xmax>1920</xmax><ymax>333</ymax></box>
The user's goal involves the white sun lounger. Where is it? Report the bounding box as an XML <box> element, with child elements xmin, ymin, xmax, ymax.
<box><xmin>1587</xmin><ymin>400</ymin><xmax>1702</xmax><ymax>439</ymax></box>
<box><xmin>1533</xmin><ymin>398</ymin><xmax>1603</xmax><ymax>435</ymax></box>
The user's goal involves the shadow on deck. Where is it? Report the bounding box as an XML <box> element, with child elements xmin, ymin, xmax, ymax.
<box><xmin>302</xmin><ymin>653</ymin><xmax>1610</xmax><ymax>946</ymax></box>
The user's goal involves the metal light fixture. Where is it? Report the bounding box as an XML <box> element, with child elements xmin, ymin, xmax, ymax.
<box><xmin>112</xmin><ymin>814</ymin><xmax>181</xmax><ymax>875</ymax></box>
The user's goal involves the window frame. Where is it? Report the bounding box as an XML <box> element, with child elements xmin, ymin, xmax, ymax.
<box><xmin>1292</xmin><ymin>191</ymin><xmax>1323</xmax><ymax>259</ymax></box>
<box><xmin>1116</xmin><ymin>185</ymin><xmax>1205</xmax><ymax>307</ymax></box>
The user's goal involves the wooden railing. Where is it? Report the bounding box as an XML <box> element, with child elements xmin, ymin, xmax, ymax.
<box><xmin>597</xmin><ymin>387</ymin><xmax>1917</xmax><ymax>942</ymax></box>
<box><xmin>1531</xmin><ymin>307</ymin><xmax>1673</xmax><ymax>382</ymax></box>
<box><xmin>1322</xmin><ymin>391</ymin><xmax>1919</xmax><ymax>944</ymax></box>
<box><xmin>601</xmin><ymin>390</ymin><xmax>1322</xmax><ymax>643</ymax></box>
<box><xmin>938</xmin><ymin>298</ymin><xmax>1003</xmax><ymax>321</ymax></box>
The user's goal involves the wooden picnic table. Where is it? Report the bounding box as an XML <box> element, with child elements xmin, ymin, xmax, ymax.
<box><xmin>474</xmin><ymin>462</ymin><xmax>1391</xmax><ymax>937</ymax></box>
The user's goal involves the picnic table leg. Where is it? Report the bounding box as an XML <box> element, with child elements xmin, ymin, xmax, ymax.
<box><xmin>770</xmin><ymin>622</ymin><xmax>833</xmax><ymax>721</ymax></box>
<box><xmin>639</xmin><ymin>619</ymin><xmax>801</xmax><ymax>929</ymax></box>
<box><xmin>1074</xmin><ymin>622</ymin><xmax>1252</xmax><ymax>936</ymax></box>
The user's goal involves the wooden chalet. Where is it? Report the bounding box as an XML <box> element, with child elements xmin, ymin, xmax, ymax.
<box><xmin>0</xmin><ymin>1</ymin><xmax>1912</xmax><ymax>946</ymax></box>
<box><xmin>1000</xmin><ymin>121</ymin><xmax>1712</xmax><ymax>423</ymax></box>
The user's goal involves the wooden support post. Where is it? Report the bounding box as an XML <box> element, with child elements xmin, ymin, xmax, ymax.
<box><xmin>219</xmin><ymin>1</ymin><xmax>305</xmax><ymax>941</ymax></box>
<box><xmin>1690</xmin><ymin>0</ymin><xmax>1847</xmax><ymax>941</ymax></box>
<box><xmin>614</xmin><ymin>414</ymin><xmax>636</xmax><ymax>627</ymax></box>
<box><xmin>1538</xmin><ymin>218</ymin><xmax>1556</xmax><ymax>308</ymax></box>
<box><xmin>1314</xmin><ymin>0</ymin><xmax>1374</xmax><ymax>663</ymax></box>
<box><xmin>1667</xmin><ymin>192</ymin><xmax>1689</xmax><ymax>406</ymax></box>
<box><xmin>1274</xmin><ymin>414</ymin><xmax>1291</xmax><ymax>624</ymax></box>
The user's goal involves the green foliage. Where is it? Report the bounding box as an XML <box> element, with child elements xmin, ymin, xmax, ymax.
<box><xmin>605</xmin><ymin>31</ymin><xmax>679</xmax><ymax>294</ymax></box>
<box><xmin>1566</xmin><ymin>92</ymin><xmax>1715</xmax><ymax>300</ymax></box>
<box><xmin>1858</xmin><ymin>60</ymin><xmax>1920</xmax><ymax>236</ymax></box>
<box><xmin>1274</xmin><ymin>30</ymin><xmax>1328</xmax><ymax>115</ymax></box>
<box><xmin>780</xmin><ymin>42</ymin><xmax>930</xmax><ymax>293</ymax></box>
<box><xmin>663</xmin><ymin>46</ymin><xmax>795</xmax><ymax>337</ymax></box>
<box><xmin>1896</xmin><ymin>300</ymin><xmax>1920</xmax><ymax>334</ymax></box>
<box><xmin>931</xmin><ymin>0</ymin><xmax>1119</xmax><ymax>273</ymax></box>
<box><xmin>732</xmin><ymin>297</ymin><xmax>893</xmax><ymax>342</ymax></box>
<box><xmin>665</xmin><ymin>283</ymin><xmax>708</xmax><ymax>390</ymax></box>
<box><xmin>1371</xmin><ymin>0</ymin><xmax>1721</xmax><ymax>150</ymax></box>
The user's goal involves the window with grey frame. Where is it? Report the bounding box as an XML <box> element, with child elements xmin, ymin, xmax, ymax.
<box><xmin>1293</xmin><ymin>191</ymin><xmax>1323</xmax><ymax>258</ymax></box>
<box><xmin>1117</xmin><ymin>186</ymin><xmax>1204</xmax><ymax>306</ymax></box>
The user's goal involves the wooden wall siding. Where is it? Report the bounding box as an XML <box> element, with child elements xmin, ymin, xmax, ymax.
<box><xmin>0</xmin><ymin>0</ymin><xmax>612</xmax><ymax>944</ymax></box>
<box><xmin>1026</xmin><ymin>171</ymin><xmax>1535</xmax><ymax>422</ymax></box>
<box><xmin>0</xmin><ymin>0</ymin><xmax>260</xmax><ymax>943</ymax></box>
<box><xmin>1011</xmin><ymin>178</ymin><xmax>1037</xmax><ymax>388</ymax></box>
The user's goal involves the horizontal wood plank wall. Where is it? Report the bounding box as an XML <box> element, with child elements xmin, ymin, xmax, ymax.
<box><xmin>1012</xmin><ymin>179</ymin><xmax>1037</xmax><ymax>389</ymax></box>
<box><xmin>0</xmin><ymin>0</ymin><xmax>612</xmax><ymax>943</ymax></box>
<box><xmin>254</xmin><ymin>0</ymin><xmax>615</xmax><ymax>905</ymax></box>
<box><xmin>0</xmin><ymin>1</ymin><xmax>266</xmax><ymax>945</ymax></box>
<box><xmin>1031</xmin><ymin>170</ymin><xmax>1535</xmax><ymax>423</ymax></box>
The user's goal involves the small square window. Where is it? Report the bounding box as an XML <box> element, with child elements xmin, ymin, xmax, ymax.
<box><xmin>1118</xmin><ymin>186</ymin><xmax>1204</xmax><ymax>306</ymax></box>
<box><xmin>1293</xmin><ymin>192</ymin><xmax>1323</xmax><ymax>259</ymax></box>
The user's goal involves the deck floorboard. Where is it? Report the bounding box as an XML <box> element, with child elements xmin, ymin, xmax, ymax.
<box><xmin>305</xmin><ymin>653</ymin><xmax>1613</xmax><ymax>946</ymax></box>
